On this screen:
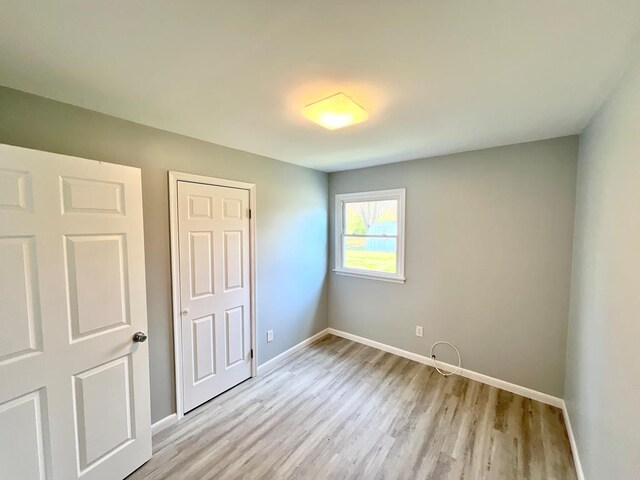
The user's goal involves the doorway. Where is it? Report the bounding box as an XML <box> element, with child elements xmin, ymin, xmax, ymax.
<box><xmin>169</xmin><ymin>172</ymin><xmax>256</xmax><ymax>417</ymax></box>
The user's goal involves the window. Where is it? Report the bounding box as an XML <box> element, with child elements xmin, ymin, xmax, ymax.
<box><xmin>334</xmin><ymin>189</ymin><xmax>405</xmax><ymax>282</ymax></box>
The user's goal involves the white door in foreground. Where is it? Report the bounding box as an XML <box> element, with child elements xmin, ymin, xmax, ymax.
<box><xmin>178</xmin><ymin>181</ymin><xmax>251</xmax><ymax>413</ymax></box>
<box><xmin>0</xmin><ymin>144</ymin><xmax>151</xmax><ymax>480</ymax></box>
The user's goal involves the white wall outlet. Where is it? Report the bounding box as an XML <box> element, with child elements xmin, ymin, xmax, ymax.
<box><xmin>267</xmin><ymin>330</ymin><xmax>274</xmax><ymax>343</ymax></box>
<box><xmin>415</xmin><ymin>326</ymin><xmax>423</xmax><ymax>337</ymax></box>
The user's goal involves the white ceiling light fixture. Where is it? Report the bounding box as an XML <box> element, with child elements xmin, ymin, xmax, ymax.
<box><xmin>301</xmin><ymin>92</ymin><xmax>369</xmax><ymax>130</ymax></box>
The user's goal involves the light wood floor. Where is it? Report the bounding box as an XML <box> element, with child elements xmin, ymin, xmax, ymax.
<box><xmin>128</xmin><ymin>335</ymin><xmax>577</xmax><ymax>480</ymax></box>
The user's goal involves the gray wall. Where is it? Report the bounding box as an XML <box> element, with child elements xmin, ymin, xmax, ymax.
<box><xmin>565</xmin><ymin>49</ymin><xmax>640</xmax><ymax>479</ymax></box>
<box><xmin>0</xmin><ymin>87</ymin><xmax>329</xmax><ymax>423</ymax></box>
<box><xmin>329</xmin><ymin>137</ymin><xmax>578</xmax><ymax>397</ymax></box>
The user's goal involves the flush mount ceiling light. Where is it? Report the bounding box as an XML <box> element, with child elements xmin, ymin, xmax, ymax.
<box><xmin>301</xmin><ymin>92</ymin><xmax>369</xmax><ymax>130</ymax></box>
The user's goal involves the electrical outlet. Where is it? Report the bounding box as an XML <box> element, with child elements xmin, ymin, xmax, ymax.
<box><xmin>415</xmin><ymin>326</ymin><xmax>423</xmax><ymax>337</ymax></box>
<box><xmin>267</xmin><ymin>330</ymin><xmax>274</xmax><ymax>343</ymax></box>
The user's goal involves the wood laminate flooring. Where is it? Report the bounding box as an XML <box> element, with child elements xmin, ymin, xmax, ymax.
<box><xmin>128</xmin><ymin>334</ymin><xmax>577</xmax><ymax>480</ymax></box>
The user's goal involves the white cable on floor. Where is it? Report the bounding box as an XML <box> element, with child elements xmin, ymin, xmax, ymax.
<box><xmin>429</xmin><ymin>341</ymin><xmax>462</xmax><ymax>377</ymax></box>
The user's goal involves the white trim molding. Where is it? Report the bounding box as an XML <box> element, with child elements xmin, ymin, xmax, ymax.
<box><xmin>561</xmin><ymin>402</ymin><xmax>586</xmax><ymax>480</ymax></box>
<box><xmin>326</xmin><ymin>328</ymin><xmax>564</xmax><ymax>408</ymax></box>
<box><xmin>258</xmin><ymin>328</ymin><xmax>329</xmax><ymax>375</ymax></box>
<box><xmin>168</xmin><ymin>171</ymin><xmax>258</xmax><ymax>419</ymax></box>
<box><xmin>334</xmin><ymin>188</ymin><xmax>406</xmax><ymax>283</ymax></box>
<box><xmin>332</xmin><ymin>269</ymin><xmax>406</xmax><ymax>284</ymax></box>
<box><xmin>151</xmin><ymin>413</ymin><xmax>178</xmax><ymax>436</ymax></box>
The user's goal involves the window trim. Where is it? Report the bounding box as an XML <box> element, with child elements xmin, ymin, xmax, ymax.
<box><xmin>334</xmin><ymin>188</ymin><xmax>406</xmax><ymax>283</ymax></box>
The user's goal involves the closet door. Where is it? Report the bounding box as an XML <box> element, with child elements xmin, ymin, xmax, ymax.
<box><xmin>177</xmin><ymin>180</ymin><xmax>252</xmax><ymax>413</ymax></box>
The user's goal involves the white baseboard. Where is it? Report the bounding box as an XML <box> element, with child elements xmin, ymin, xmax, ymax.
<box><xmin>327</xmin><ymin>328</ymin><xmax>563</xmax><ymax>409</ymax></box>
<box><xmin>257</xmin><ymin>328</ymin><xmax>330</xmax><ymax>375</ymax></box>
<box><xmin>562</xmin><ymin>401</ymin><xmax>585</xmax><ymax>480</ymax></box>
<box><xmin>151</xmin><ymin>413</ymin><xmax>178</xmax><ymax>436</ymax></box>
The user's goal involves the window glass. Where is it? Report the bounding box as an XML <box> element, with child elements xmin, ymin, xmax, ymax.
<box><xmin>344</xmin><ymin>200</ymin><xmax>398</xmax><ymax>235</ymax></box>
<box><xmin>343</xmin><ymin>237</ymin><xmax>397</xmax><ymax>273</ymax></box>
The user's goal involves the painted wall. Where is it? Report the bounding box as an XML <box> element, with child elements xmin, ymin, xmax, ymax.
<box><xmin>0</xmin><ymin>87</ymin><xmax>329</xmax><ymax>423</ymax></box>
<box><xmin>565</xmin><ymin>49</ymin><xmax>640</xmax><ymax>479</ymax></box>
<box><xmin>329</xmin><ymin>137</ymin><xmax>578</xmax><ymax>397</ymax></box>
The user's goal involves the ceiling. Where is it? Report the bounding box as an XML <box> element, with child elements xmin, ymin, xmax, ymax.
<box><xmin>1</xmin><ymin>1</ymin><xmax>639</xmax><ymax>172</ymax></box>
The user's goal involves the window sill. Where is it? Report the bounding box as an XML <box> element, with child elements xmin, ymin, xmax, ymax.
<box><xmin>333</xmin><ymin>269</ymin><xmax>406</xmax><ymax>284</ymax></box>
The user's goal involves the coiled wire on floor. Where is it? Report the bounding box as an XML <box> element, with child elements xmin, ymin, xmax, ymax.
<box><xmin>430</xmin><ymin>341</ymin><xmax>462</xmax><ymax>377</ymax></box>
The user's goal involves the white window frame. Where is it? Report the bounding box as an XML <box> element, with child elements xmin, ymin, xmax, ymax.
<box><xmin>334</xmin><ymin>188</ymin><xmax>406</xmax><ymax>283</ymax></box>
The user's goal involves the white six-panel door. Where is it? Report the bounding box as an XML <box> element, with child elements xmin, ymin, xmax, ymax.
<box><xmin>0</xmin><ymin>144</ymin><xmax>151</xmax><ymax>480</ymax></box>
<box><xmin>177</xmin><ymin>181</ymin><xmax>252</xmax><ymax>413</ymax></box>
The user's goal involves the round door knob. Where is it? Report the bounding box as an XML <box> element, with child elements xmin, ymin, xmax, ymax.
<box><xmin>181</xmin><ymin>308</ymin><xmax>189</xmax><ymax>316</ymax></box>
<box><xmin>133</xmin><ymin>331</ymin><xmax>148</xmax><ymax>343</ymax></box>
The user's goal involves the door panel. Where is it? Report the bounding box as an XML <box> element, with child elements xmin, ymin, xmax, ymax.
<box><xmin>189</xmin><ymin>231</ymin><xmax>214</xmax><ymax>298</ymax></box>
<box><xmin>73</xmin><ymin>356</ymin><xmax>133</xmax><ymax>471</ymax></box>
<box><xmin>225</xmin><ymin>306</ymin><xmax>245</xmax><ymax>367</ymax></box>
<box><xmin>0</xmin><ymin>167</ymin><xmax>33</xmax><ymax>211</ymax></box>
<box><xmin>192</xmin><ymin>315</ymin><xmax>216</xmax><ymax>383</ymax></box>
<box><xmin>65</xmin><ymin>235</ymin><xmax>129</xmax><ymax>340</ymax></box>
<box><xmin>178</xmin><ymin>181</ymin><xmax>251</xmax><ymax>413</ymax></box>
<box><xmin>0</xmin><ymin>389</ymin><xmax>48</xmax><ymax>480</ymax></box>
<box><xmin>223</xmin><ymin>230</ymin><xmax>244</xmax><ymax>291</ymax></box>
<box><xmin>60</xmin><ymin>177</ymin><xmax>125</xmax><ymax>215</ymax></box>
<box><xmin>188</xmin><ymin>195</ymin><xmax>212</xmax><ymax>219</ymax></box>
<box><xmin>0</xmin><ymin>144</ymin><xmax>151</xmax><ymax>480</ymax></box>
<box><xmin>0</xmin><ymin>236</ymin><xmax>42</xmax><ymax>363</ymax></box>
<box><xmin>222</xmin><ymin>197</ymin><xmax>242</xmax><ymax>219</ymax></box>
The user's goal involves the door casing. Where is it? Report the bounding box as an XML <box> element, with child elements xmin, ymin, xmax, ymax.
<box><xmin>168</xmin><ymin>171</ymin><xmax>257</xmax><ymax>420</ymax></box>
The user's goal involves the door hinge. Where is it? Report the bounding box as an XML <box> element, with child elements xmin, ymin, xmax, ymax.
<box><xmin>248</xmin><ymin>208</ymin><xmax>252</xmax><ymax>219</ymax></box>
<box><xmin>250</xmin><ymin>349</ymin><xmax>254</xmax><ymax>359</ymax></box>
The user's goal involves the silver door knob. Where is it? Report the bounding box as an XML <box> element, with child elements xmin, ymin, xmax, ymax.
<box><xmin>181</xmin><ymin>308</ymin><xmax>189</xmax><ymax>316</ymax></box>
<box><xmin>133</xmin><ymin>331</ymin><xmax>148</xmax><ymax>343</ymax></box>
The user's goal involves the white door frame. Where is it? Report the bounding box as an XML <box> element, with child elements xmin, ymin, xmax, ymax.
<box><xmin>168</xmin><ymin>171</ymin><xmax>257</xmax><ymax>420</ymax></box>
